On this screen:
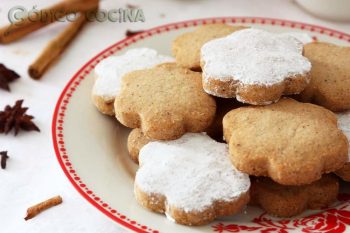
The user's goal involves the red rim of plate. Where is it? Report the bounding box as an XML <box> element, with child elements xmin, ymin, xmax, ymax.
<box><xmin>52</xmin><ymin>17</ymin><xmax>350</xmax><ymax>233</ymax></box>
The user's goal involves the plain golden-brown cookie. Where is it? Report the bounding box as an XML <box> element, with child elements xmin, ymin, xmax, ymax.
<box><xmin>127</xmin><ymin>129</ymin><xmax>152</xmax><ymax>164</ymax></box>
<box><xmin>223</xmin><ymin>98</ymin><xmax>348</xmax><ymax>185</ymax></box>
<box><xmin>92</xmin><ymin>48</ymin><xmax>173</xmax><ymax>115</ymax></box>
<box><xmin>115</xmin><ymin>63</ymin><xmax>216</xmax><ymax>140</ymax></box>
<box><xmin>172</xmin><ymin>24</ymin><xmax>247</xmax><ymax>70</ymax></box>
<box><xmin>206</xmin><ymin>98</ymin><xmax>243</xmax><ymax>141</ymax></box>
<box><xmin>299</xmin><ymin>42</ymin><xmax>350</xmax><ymax>111</ymax></box>
<box><xmin>127</xmin><ymin>99</ymin><xmax>241</xmax><ymax>164</ymax></box>
<box><xmin>250</xmin><ymin>175</ymin><xmax>339</xmax><ymax>217</ymax></box>
<box><xmin>335</xmin><ymin>163</ymin><xmax>350</xmax><ymax>182</ymax></box>
<box><xmin>201</xmin><ymin>29</ymin><xmax>311</xmax><ymax>105</ymax></box>
<box><xmin>334</xmin><ymin>111</ymin><xmax>350</xmax><ymax>181</ymax></box>
<box><xmin>92</xmin><ymin>94</ymin><xmax>115</xmax><ymax>116</ymax></box>
<box><xmin>134</xmin><ymin>133</ymin><xmax>250</xmax><ymax>226</ymax></box>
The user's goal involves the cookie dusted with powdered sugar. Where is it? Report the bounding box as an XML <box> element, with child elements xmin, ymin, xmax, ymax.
<box><xmin>201</xmin><ymin>29</ymin><xmax>311</xmax><ymax>105</ymax></box>
<box><xmin>92</xmin><ymin>48</ymin><xmax>173</xmax><ymax>115</ymax></box>
<box><xmin>335</xmin><ymin>110</ymin><xmax>350</xmax><ymax>181</ymax></box>
<box><xmin>134</xmin><ymin>133</ymin><xmax>250</xmax><ymax>226</ymax></box>
<box><xmin>172</xmin><ymin>24</ymin><xmax>247</xmax><ymax>70</ymax></box>
<box><xmin>281</xmin><ymin>32</ymin><xmax>313</xmax><ymax>45</ymax></box>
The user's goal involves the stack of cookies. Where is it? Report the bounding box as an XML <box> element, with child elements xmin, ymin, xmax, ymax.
<box><xmin>91</xmin><ymin>24</ymin><xmax>350</xmax><ymax>226</ymax></box>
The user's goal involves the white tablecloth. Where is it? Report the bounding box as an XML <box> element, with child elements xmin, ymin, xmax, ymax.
<box><xmin>0</xmin><ymin>0</ymin><xmax>349</xmax><ymax>232</ymax></box>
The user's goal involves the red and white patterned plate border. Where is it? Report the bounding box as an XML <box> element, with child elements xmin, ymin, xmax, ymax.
<box><xmin>212</xmin><ymin>193</ymin><xmax>350</xmax><ymax>233</ymax></box>
<box><xmin>52</xmin><ymin>17</ymin><xmax>350</xmax><ymax>233</ymax></box>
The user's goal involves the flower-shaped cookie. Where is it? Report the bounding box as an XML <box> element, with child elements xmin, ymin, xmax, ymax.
<box><xmin>127</xmin><ymin>128</ymin><xmax>152</xmax><ymax>164</ymax></box>
<box><xmin>134</xmin><ymin>133</ymin><xmax>250</xmax><ymax>226</ymax></box>
<box><xmin>223</xmin><ymin>98</ymin><xmax>348</xmax><ymax>185</ymax></box>
<box><xmin>114</xmin><ymin>63</ymin><xmax>216</xmax><ymax>140</ymax></box>
<box><xmin>127</xmin><ymin>99</ymin><xmax>241</xmax><ymax>164</ymax></box>
<box><xmin>335</xmin><ymin>110</ymin><xmax>350</xmax><ymax>181</ymax></box>
<box><xmin>205</xmin><ymin>98</ymin><xmax>243</xmax><ymax>141</ymax></box>
<box><xmin>172</xmin><ymin>24</ymin><xmax>247</xmax><ymax>70</ymax></box>
<box><xmin>250</xmin><ymin>175</ymin><xmax>339</xmax><ymax>217</ymax></box>
<box><xmin>281</xmin><ymin>32</ymin><xmax>313</xmax><ymax>45</ymax></box>
<box><xmin>336</xmin><ymin>164</ymin><xmax>350</xmax><ymax>182</ymax></box>
<box><xmin>92</xmin><ymin>48</ymin><xmax>173</xmax><ymax>115</ymax></box>
<box><xmin>201</xmin><ymin>29</ymin><xmax>312</xmax><ymax>105</ymax></box>
<box><xmin>299</xmin><ymin>42</ymin><xmax>350</xmax><ymax>111</ymax></box>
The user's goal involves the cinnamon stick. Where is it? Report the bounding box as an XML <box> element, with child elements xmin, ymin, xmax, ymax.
<box><xmin>24</xmin><ymin>195</ymin><xmax>63</xmax><ymax>220</ymax></box>
<box><xmin>28</xmin><ymin>12</ymin><xmax>87</xmax><ymax>80</ymax></box>
<box><xmin>0</xmin><ymin>0</ymin><xmax>98</xmax><ymax>44</ymax></box>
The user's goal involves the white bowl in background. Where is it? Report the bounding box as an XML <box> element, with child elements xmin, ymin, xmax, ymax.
<box><xmin>295</xmin><ymin>0</ymin><xmax>350</xmax><ymax>21</ymax></box>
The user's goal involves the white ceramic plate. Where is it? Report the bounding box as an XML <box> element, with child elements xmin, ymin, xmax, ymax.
<box><xmin>52</xmin><ymin>17</ymin><xmax>350</xmax><ymax>233</ymax></box>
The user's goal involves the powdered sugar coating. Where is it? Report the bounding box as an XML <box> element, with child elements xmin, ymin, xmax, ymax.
<box><xmin>281</xmin><ymin>32</ymin><xmax>313</xmax><ymax>45</ymax></box>
<box><xmin>93</xmin><ymin>48</ymin><xmax>173</xmax><ymax>100</ymax></box>
<box><xmin>201</xmin><ymin>28</ymin><xmax>311</xmax><ymax>85</ymax></box>
<box><xmin>135</xmin><ymin>133</ymin><xmax>250</xmax><ymax>212</ymax></box>
<box><xmin>337</xmin><ymin>110</ymin><xmax>350</xmax><ymax>161</ymax></box>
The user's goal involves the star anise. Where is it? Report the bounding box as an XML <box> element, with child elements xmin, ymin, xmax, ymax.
<box><xmin>0</xmin><ymin>100</ymin><xmax>40</xmax><ymax>135</ymax></box>
<box><xmin>0</xmin><ymin>64</ymin><xmax>20</xmax><ymax>91</ymax></box>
